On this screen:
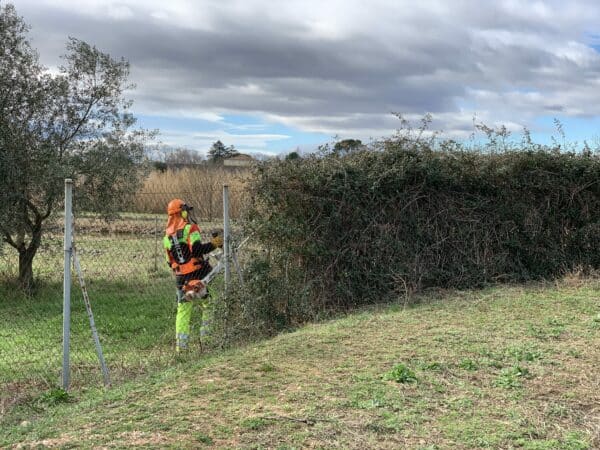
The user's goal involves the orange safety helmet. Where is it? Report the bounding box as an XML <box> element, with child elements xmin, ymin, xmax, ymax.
<box><xmin>167</xmin><ymin>199</ymin><xmax>194</xmax><ymax>216</ymax></box>
<box><xmin>166</xmin><ymin>199</ymin><xmax>195</xmax><ymax>235</ymax></box>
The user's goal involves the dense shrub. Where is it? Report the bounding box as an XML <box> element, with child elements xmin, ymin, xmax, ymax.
<box><xmin>216</xmin><ymin>135</ymin><xmax>600</xmax><ymax>340</ymax></box>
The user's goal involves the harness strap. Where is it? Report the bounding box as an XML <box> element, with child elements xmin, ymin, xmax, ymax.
<box><xmin>173</xmin><ymin>258</ymin><xmax>204</xmax><ymax>275</ymax></box>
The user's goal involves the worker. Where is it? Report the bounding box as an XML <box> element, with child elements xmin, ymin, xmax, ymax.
<box><xmin>163</xmin><ymin>198</ymin><xmax>223</xmax><ymax>352</ymax></box>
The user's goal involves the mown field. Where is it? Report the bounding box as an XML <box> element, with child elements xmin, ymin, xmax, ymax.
<box><xmin>2</xmin><ymin>277</ymin><xmax>599</xmax><ymax>449</ymax></box>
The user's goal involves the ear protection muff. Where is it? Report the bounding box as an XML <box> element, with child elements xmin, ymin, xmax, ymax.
<box><xmin>180</xmin><ymin>203</ymin><xmax>193</xmax><ymax>220</ymax></box>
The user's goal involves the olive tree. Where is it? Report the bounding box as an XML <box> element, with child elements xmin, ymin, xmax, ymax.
<box><xmin>0</xmin><ymin>4</ymin><xmax>152</xmax><ymax>291</ymax></box>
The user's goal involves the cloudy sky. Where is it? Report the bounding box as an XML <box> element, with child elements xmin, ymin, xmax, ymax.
<box><xmin>8</xmin><ymin>0</ymin><xmax>600</xmax><ymax>155</ymax></box>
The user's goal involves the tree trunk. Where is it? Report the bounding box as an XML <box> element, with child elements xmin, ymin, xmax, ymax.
<box><xmin>18</xmin><ymin>226</ymin><xmax>42</xmax><ymax>294</ymax></box>
<box><xmin>18</xmin><ymin>247</ymin><xmax>35</xmax><ymax>293</ymax></box>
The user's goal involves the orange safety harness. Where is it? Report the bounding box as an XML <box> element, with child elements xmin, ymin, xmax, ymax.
<box><xmin>167</xmin><ymin>230</ymin><xmax>205</xmax><ymax>276</ymax></box>
<box><xmin>171</xmin><ymin>258</ymin><xmax>204</xmax><ymax>276</ymax></box>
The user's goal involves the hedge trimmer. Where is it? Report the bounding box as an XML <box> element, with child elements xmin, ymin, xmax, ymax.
<box><xmin>182</xmin><ymin>249</ymin><xmax>224</xmax><ymax>300</ymax></box>
<box><xmin>181</xmin><ymin>231</ymin><xmax>246</xmax><ymax>300</ymax></box>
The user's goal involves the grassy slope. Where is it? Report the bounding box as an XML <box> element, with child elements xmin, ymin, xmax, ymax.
<box><xmin>2</xmin><ymin>279</ymin><xmax>599</xmax><ymax>449</ymax></box>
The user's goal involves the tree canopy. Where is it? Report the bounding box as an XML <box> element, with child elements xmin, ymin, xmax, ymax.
<box><xmin>163</xmin><ymin>147</ymin><xmax>205</xmax><ymax>165</ymax></box>
<box><xmin>333</xmin><ymin>139</ymin><xmax>364</xmax><ymax>155</ymax></box>
<box><xmin>0</xmin><ymin>4</ymin><xmax>152</xmax><ymax>290</ymax></box>
<box><xmin>208</xmin><ymin>140</ymin><xmax>239</xmax><ymax>162</ymax></box>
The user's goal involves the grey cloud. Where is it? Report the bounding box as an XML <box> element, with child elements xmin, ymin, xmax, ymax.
<box><xmin>11</xmin><ymin>0</ymin><xmax>600</xmax><ymax>141</ymax></box>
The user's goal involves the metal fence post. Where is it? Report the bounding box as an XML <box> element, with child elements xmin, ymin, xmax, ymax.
<box><xmin>62</xmin><ymin>179</ymin><xmax>73</xmax><ymax>390</ymax></box>
<box><xmin>154</xmin><ymin>216</ymin><xmax>158</xmax><ymax>272</ymax></box>
<box><xmin>223</xmin><ymin>185</ymin><xmax>230</xmax><ymax>293</ymax></box>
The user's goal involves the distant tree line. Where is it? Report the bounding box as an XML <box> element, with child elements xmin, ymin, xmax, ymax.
<box><xmin>151</xmin><ymin>140</ymin><xmax>243</xmax><ymax>172</ymax></box>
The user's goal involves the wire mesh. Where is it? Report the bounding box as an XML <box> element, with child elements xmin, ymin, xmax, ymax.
<box><xmin>0</xmin><ymin>215</ymin><xmax>64</xmax><ymax>415</ymax></box>
<box><xmin>0</xmin><ymin>187</ymin><xmax>246</xmax><ymax>417</ymax></box>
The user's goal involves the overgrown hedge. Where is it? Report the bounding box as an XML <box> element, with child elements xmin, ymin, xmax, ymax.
<box><xmin>217</xmin><ymin>137</ymin><xmax>600</xmax><ymax>340</ymax></box>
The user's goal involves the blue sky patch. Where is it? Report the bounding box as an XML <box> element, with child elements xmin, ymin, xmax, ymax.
<box><xmin>135</xmin><ymin>113</ymin><xmax>331</xmax><ymax>156</ymax></box>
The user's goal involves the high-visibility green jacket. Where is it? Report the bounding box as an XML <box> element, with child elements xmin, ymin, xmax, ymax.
<box><xmin>164</xmin><ymin>223</ymin><xmax>214</xmax><ymax>280</ymax></box>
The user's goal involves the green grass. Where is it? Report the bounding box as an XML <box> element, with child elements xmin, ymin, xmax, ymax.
<box><xmin>0</xmin><ymin>278</ymin><xmax>180</xmax><ymax>407</ymax></box>
<box><xmin>0</xmin><ymin>227</ymin><xmax>223</xmax><ymax>415</ymax></box>
<box><xmin>1</xmin><ymin>279</ymin><xmax>599</xmax><ymax>449</ymax></box>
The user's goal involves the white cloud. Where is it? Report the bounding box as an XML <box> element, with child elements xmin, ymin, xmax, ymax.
<box><xmin>107</xmin><ymin>4</ymin><xmax>134</xmax><ymax>20</ymax></box>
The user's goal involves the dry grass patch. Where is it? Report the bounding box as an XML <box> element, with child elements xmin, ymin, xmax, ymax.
<box><xmin>134</xmin><ymin>167</ymin><xmax>251</xmax><ymax>219</ymax></box>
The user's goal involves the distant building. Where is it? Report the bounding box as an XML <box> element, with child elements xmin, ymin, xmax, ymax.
<box><xmin>223</xmin><ymin>153</ymin><xmax>254</xmax><ymax>167</ymax></box>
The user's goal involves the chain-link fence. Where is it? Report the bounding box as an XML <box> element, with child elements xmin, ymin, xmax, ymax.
<box><xmin>1</xmin><ymin>186</ymin><xmax>247</xmax><ymax>416</ymax></box>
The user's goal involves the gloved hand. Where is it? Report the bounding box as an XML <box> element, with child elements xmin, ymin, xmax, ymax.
<box><xmin>210</xmin><ymin>235</ymin><xmax>224</xmax><ymax>249</ymax></box>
